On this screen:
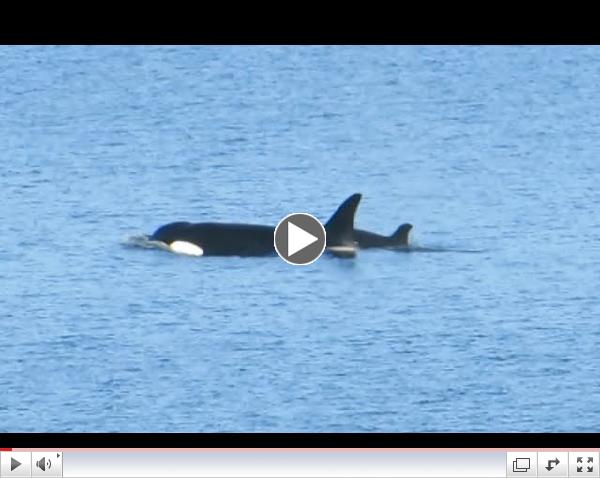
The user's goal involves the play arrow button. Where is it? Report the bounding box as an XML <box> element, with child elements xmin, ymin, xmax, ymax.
<box><xmin>274</xmin><ymin>213</ymin><xmax>326</xmax><ymax>265</ymax></box>
<box><xmin>11</xmin><ymin>458</ymin><xmax>21</xmax><ymax>471</ymax></box>
<box><xmin>287</xmin><ymin>221</ymin><xmax>318</xmax><ymax>256</ymax></box>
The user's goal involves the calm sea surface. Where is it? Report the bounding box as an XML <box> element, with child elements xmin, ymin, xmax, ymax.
<box><xmin>1</xmin><ymin>46</ymin><xmax>599</xmax><ymax>431</ymax></box>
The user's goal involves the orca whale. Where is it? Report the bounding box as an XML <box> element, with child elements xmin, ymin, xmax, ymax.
<box><xmin>354</xmin><ymin>223</ymin><xmax>413</xmax><ymax>249</ymax></box>
<box><xmin>149</xmin><ymin>193</ymin><xmax>362</xmax><ymax>258</ymax></box>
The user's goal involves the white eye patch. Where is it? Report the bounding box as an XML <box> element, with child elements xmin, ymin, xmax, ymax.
<box><xmin>169</xmin><ymin>241</ymin><xmax>204</xmax><ymax>256</ymax></box>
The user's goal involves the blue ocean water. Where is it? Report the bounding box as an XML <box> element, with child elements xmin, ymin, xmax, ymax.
<box><xmin>1</xmin><ymin>46</ymin><xmax>599</xmax><ymax>432</ymax></box>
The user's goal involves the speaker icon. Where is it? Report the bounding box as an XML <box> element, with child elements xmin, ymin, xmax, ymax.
<box><xmin>35</xmin><ymin>457</ymin><xmax>51</xmax><ymax>471</ymax></box>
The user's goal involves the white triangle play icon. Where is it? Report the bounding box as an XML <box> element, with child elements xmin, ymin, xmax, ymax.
<box><xmin>288</xmin><ymin>221</ymin><xmax>318</xmax><ymax>256</ymax></box>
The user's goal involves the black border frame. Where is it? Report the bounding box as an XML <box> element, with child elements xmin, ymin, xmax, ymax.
<box><xmin>2</xmin><ymin>5</ymin><xmax>600</xmax><ymax>45</ymax></box>
<box><xmin>3</xmin><ymin>433</ymin><xmax>600</xmax><ymax>448</ymax></box>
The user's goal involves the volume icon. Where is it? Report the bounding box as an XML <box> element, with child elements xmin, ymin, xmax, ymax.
<box><xmin>36</xmin><ymin>457</ymin><xmax>51</xmax><ymax>471</ymax></box>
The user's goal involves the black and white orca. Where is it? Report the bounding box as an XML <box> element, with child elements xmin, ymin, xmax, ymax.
<box><xmin>148</xmin><ymin>193</ymin><xmax>362</xmax><ymax>258</ymax></box>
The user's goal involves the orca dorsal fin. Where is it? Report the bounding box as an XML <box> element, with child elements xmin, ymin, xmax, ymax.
<box><xmin>390</xmin><ymin>223</ymin><xmax>413</xmax><ymax>246</ymax></box>
<box><xmin>324</xmin><ymin>193</ymin><xmax>362</xmax><ymax>249</ymax></box>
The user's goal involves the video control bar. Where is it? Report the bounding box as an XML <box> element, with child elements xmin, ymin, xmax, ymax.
<box><xmin>0</xmin><ymin>450</ymin><xmax>598</xmax><ymax>477</ymax></box>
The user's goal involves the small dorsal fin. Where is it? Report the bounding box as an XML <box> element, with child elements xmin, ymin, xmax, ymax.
<box><xmin>390</xmin><ymin>223</ymin><xmax>413</xmax><ymax>245</ymax></box>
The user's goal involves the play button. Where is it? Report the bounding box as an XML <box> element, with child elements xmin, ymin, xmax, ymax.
<box><xmin>274</xmin><ymin>213</ymin><xmax>326</xmax><ymax>265</ymax></box>
<box><xmin>287</xmin><ymin>221</ymin><xmax>318</xmax><ymax>256</ymax></box>
<box><xmin>1</xmin><ymin>453</ymin><xmax>31</xmax><ymax>476</ymax></box>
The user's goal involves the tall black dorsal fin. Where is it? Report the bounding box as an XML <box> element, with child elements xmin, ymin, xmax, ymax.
<box><xmin>324</xmin><ymin>193</ymin><xmax>362</xmax><ymax>253</ymax></box>
<box><xmin>390</xmin><ymin>223</ymin><xmax>413</xmax><ymax>245</ymax></box>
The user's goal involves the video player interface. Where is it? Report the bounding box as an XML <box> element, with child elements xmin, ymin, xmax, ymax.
<box><xmin>0</xmin><ymin>449</ymin><xmax>597</xmax><ymax>477</ymax></box>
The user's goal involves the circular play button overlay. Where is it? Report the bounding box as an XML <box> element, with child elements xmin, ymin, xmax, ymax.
<box><xmin>274</xmin><ymin>213</ymin><xmax>326</xmax><ymax>265</ymax></box>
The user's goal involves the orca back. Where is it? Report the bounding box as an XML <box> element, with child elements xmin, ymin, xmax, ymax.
<box><xmin>354</xmin><ymin>228</ymin><xmax>390</xmax><ymax>248</ymax></box>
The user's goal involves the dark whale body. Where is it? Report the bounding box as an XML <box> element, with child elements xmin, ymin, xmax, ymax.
<box><xmin>150</xmin><ymin>222</ymin><xmax>275</xmax><ymax>256</ymax></box>
<box><xmin>354</xmin><ymin>223</ymin><xmax>413</xmax><ymax>249</ymax></box>
<box><xmin>150</xmin><ymin>194</ymin><xmax>362</xmax><ymax>258</ymax></box>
